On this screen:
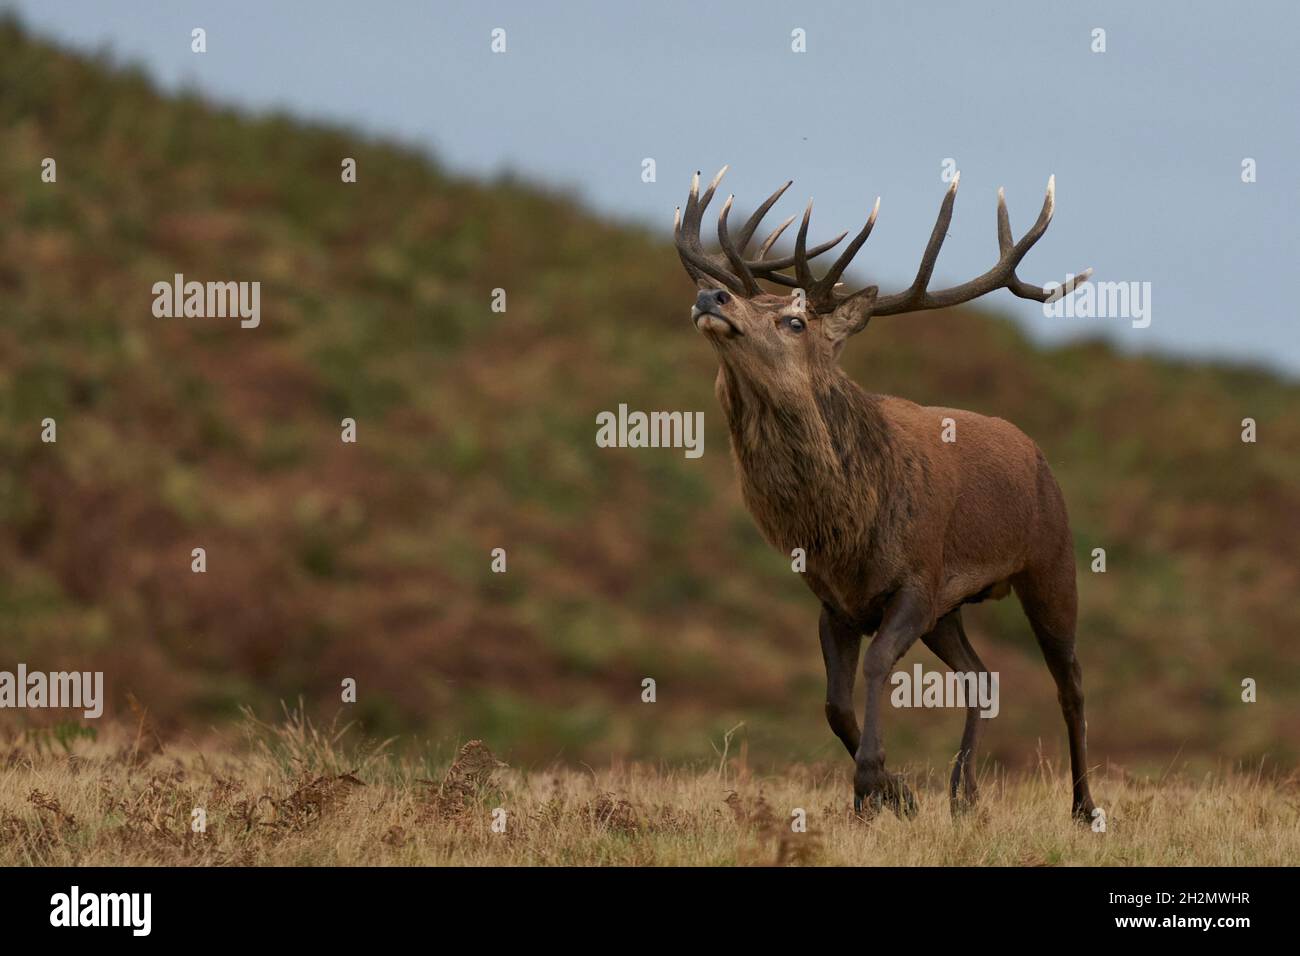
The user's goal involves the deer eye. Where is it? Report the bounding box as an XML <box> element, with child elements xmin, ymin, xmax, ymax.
<box><xmin>782</xmin><ymin>315</ymin><xmax>805</xmax><ymax>333</ymax></box>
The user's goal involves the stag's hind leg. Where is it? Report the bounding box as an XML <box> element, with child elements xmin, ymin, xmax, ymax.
<box><xmin>920</xmin><ymin>609</ymin><xmax>988</xmax><ymax>814</ymax></box>
<box><xmin>1013</xmin><ymin>550</ymin><xmax>1097</xmax><ymax>823</ymax></box>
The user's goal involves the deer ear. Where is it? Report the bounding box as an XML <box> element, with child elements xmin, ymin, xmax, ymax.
<box><xmin>824</xmin><ymin>286</ymin><xmax>878</xmax><ymax>349</ymax></box>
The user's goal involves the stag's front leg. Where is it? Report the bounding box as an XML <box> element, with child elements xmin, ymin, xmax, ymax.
<box><xmin>853</xmin><ymin>590</ymin><xmax>933</xmax><ymax>817</ymax></box>
<box><xmin>818</xmin><ymin>606</ymin><xmax>863</xmax><ymax>757</ymax></box>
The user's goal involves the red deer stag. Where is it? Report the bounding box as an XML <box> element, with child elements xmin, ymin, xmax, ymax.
<box><xmin>673</xmin><ymin>166</ymin><xmax>1096</xmax><ymax>819</ymax></box>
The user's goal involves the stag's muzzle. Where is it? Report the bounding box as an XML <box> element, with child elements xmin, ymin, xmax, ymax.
<box><xmin>693</xmin><ymin>289</ymin><xmax>731</xmax><ymax>316</ymax></box>
<box><xmin>691</xmin><ymin>289</ymin><xmax>740</xmax><ymax>335</ymax></box>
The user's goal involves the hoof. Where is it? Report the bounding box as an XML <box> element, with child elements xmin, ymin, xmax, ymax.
<box><xmin>1074</xmin><ymin>801</ymin><xmax>1102</xmax><ymax>827</ymax></box>
<box><xmin>854</xmin><ymin>776</ymin><xmax>917</xmax><ymax>819</ymax></box>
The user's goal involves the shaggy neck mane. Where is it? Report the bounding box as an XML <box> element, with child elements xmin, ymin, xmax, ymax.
<box><xmin>716</xmin><ymin>362</ymin><xmax>900</xmax><ymax>558</ymax></box>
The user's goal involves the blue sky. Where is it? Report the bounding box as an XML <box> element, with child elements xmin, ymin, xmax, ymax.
<box><xmin>9</xmin><ymin>0</ymin><xmax>1298</xmax><ymax>374</ymax></box>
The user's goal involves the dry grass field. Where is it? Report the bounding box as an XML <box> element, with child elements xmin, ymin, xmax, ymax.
<box><xmin>2</xmin><ymin>712</ymin><xmax>1295</xmax><ymax>866</ymax></box>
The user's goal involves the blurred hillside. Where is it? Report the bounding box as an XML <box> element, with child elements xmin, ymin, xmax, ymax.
<box><xmin>1</xmin><ymin>18</ymin><xmax>1297</xmax><ymax>772</ymax></box>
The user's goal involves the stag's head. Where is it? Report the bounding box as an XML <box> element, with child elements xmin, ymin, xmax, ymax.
<box><xmin>673</xmin><ymin>166</ymin><xmax>1090</xmax><ymax>387</ymax></box>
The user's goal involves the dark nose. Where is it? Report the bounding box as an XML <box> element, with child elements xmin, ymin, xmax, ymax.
<box><xmin>695</xmin><ymin>289</ymin><xmax>731</xmax><ymax>313</ymax></box>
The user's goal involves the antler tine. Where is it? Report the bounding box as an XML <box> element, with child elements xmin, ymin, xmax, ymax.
<box><xmin>672</xmin><ymin>207</ymin><xmax>704</xmax><ymax>283</ymax></box>
<box><xmin>681</xmin><ymin>170</ymin><xmax>701</xmax><ymax>237</ymax></box>
<box><xmin>699</xmin><ymin>165</ymin><xmax>728</xmax><ymax>214</ymax></box>
<box><xmin>1008</xmin><ymin>174</ymin><xmax>1054</xmax><ymax>265</ymax></box>
<box><xmin>793</xmin><ymin>199</ymin><xmax>817</xmax><ymax>292</ymax></box>
<box><xmin>1008</xmin><ymin>266</ymin><xmax>1094</xmax><ymax>302</ymax></box>
<box><xmin>734</xmin><ymin>180</ymin><xmax>793</xmax><ymax>252</ymax></box>
<box><xmin>996</xmin><ymin>186</ymin><xmax>1013</xmax><ymax>254</ymax></box>
<box><xmin>678</xmin><ymin>167</ymin><xmax>724</xmax><ymax>251</ymax></box>
<box><xmin>682</xmin><ymin>166</ymin><xmax>728</xmax><ymax>246</ymax></box>
<box><xmin>755</xmin><ymin>214</ymin><xmax>796</xmax><ymax>260</ymax></box>
<box><xmin>718</xmin><ymin>195</ymin><xmax>761</xmax><ymax>295</ymax></box>
<box><xmin>873</xmin><ymin>175</ymin><xmax>1091</xmax><ymax>315</ymax></box>
<box><xmin>809</xmin><ymin>195</ymin><xmax>881</xmax><ymax>308</ymax></box>
<box><xmin>749</xmin><ymin>231</ymin><xmax>847</xmax><ymax>273</ymax></box>
<box><xmin>912</xmin><ymin>171</ymin><xmax>960</xmax><ymax>294</ymax></box>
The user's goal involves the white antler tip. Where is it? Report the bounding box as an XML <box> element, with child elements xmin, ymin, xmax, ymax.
<box><xmin>950</xmin><ymin>171</ymin><xmax>961</xmax><ymax>188</ymax></box>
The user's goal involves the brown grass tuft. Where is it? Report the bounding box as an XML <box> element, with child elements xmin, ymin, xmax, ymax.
<box><xmin>425</xmin><ymin>740</ymin><xmax>506</xmax><ymax>819</ymax></box>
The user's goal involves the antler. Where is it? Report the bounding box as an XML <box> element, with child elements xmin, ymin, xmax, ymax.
<box><xmin>674</xmin><ymin>167</ymin><xmax>1091</xmax><ymax>316</ymax></box>
<box><xmin>673</xmin><ymin>166</ymin><xmax>847</xmax><ymax>296</ymax></box>
<box><xmin>870</xmin><ymin>173</ymin><xmax>1091</xmax><ymax>316</ymax></box>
